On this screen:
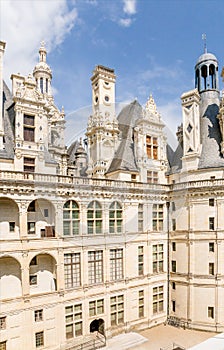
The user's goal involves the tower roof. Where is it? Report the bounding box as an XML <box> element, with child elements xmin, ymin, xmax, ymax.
<box><xmin>196</xmin><ymin>52</ymin><xmax>218</xmax><ymax>66</ymax></box>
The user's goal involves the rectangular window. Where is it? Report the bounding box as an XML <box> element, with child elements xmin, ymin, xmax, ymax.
<box><xmin>29</xmin><ymin>275</ymin><xmax>37</xmax><ymax>285</ymax></box>
<box><xmin>24</xmin><ymin>114</ymin><xmax>35</xmax><ymax>142</ymax></box>
<box><xmin>28</xmin><ymin>222</ymin><xmax>35</xmax><ymax>234</ymax></box>
<box><xmin>171</xmin><ymin>260</ymin><xmax>176</xmax><ymax>273</ymax></box>
<box><xmin>24</xmin><ymin>157</ymin><xmax>35</xmax><ymax>173</ymax></box>
<box><xmin>65</xmin><ymin>304</ymin><xmax>82</xmax><ymax>339</ymax></box>
<box><xmin>138</xmin><ymin>204</ymin><xmax>143</xmax><ymax>232</ymax></box>
<box><xmin>89</xmin><ymin>299</ymin><xmax>104</xmax><ymax>317</ymax></box>
<box><xmin>0</xmin><ymin>317</ymin><xmax>6</xmax><ymax>330</ymax></box>
<box><xmin>209</xmin><ymin>198</ymin><xmax>215</xmax><ymax>206</ymax></box>
<box><xmin>209</xmin><ymin>217</ymin><xmax>215</xmax><ymax>230</ymax></box>
<box><xmin>138</xmin><ymin>246</ymin><xmax>144</xmax><ymax>276</ymax></box>
<box><xmin>172</xmin><ymin>300</ymin><xmax>176</xmax><ymax>312</ymax></box>
<box><xmin>208</xmin><ymin>306</ymin><xmax>214</xmax><ymax>319</ymax></box>
<box><xmin>34</xmin><ymin>310</ymin><xmax>43</xmax><ymax>322</ymax></box>
<box><xmin>172</xmin><ymin>242</ymin><xmax>176</xmax><ymax>251</ymax></box>
<box><xmin>152</xmin><ymin>244</ymin><xmax>164</xmax><ymax>273</ymax></box>
<box><xmin>209</xmin><ymin>242</ymin><xmax>215</xmax><ymax>252</ymax></box>
<box><xmin>146</xmin><ymin>135</ymin><xmax>158</xmax><ymax>160</ymax></box>
<box><xmin>152</xmin><ymin>204</ymin><xmax>163</xmax><ymax>231</ymax></box>
<box><xmin>9</xmin><ymin>222</ymin><xmax>15</xmax><ymax>232</ymax></box>
<box><xmin>35</xmin><ymin>331</ymin><xmax>44</xmax><ymax>348</ymax></box>
<box><xmin>64</xmin><ymin>253</ymin><xmax>81</xmax><ymax>289</ymax></box>
<box><xmin>147</xmin><ymin>171</ymin><xmax>158</xmax><ymax>184</ymax></box>
<box><xmin>110</xmin><ymin>249</ymin><xmax>123</xmax><ymax>281</ymax></box>
<box><xmin>138</xmin><ymin>290</ymin><xmax>144</xmax><ymax>318</ymax></box>
<box><xmin>153</xmin><ymin>286</ymin><xmax>164</xmax><ymax>314</ymax></box>
<box><xmin>44</xmin><ymin>209</ymin><xmax>48</xmax><ymax>217</ymax></box>
<box><xmin>172</xmin><ymin>219</ymin><xmax>176</xmax><ymax>231</ymax></box>
<box><xmin>88</xmin><ymin>251</ymin><xmax>103</xmax><ymax>284</ymax></box>
<box><xmin>171</xmin><ymin>202</ymin><xmax>176</xmax><ymax>211</ymax></box>
<box><xmin>209</xmin><ymin>262</ymin><xmax>214</xmax><ymax>275</ymax></box>
<box><xmin>110</xmin><ymin>295</ymin><xmax>124</xmax><ymax>326</ymax></box>
<box><xmin>131</xmin><ymin>174</ymin><xmax>136</xmax><ymax>181</ymax></box>
<box><xmin>0</xmin><ymin>342</ymin><xmax>6</xmax><ymax>350</ymax></box>
<box><xmin>172</xmin><ymin>282</ymin><xmax>176</xmax><ymax>290</ymax></box>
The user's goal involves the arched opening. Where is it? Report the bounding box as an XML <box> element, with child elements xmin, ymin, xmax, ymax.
<box><xmin>27</xmin><ymin>199</ymin><xmax>55</xmax><ymax>237</ymax></box>
<box><xmin>29</xmin><ymin>253</ymin><xmax>57</xmax><ymax>294</ymax></box>
<box><xmin>195</xmin><ymin>69</ymin><xmax>199</xmax><ymax>90</ymax></box>
<box><xmin>201</xmin><ymin>65</ymin><xmax>207</xmax><ymax>90</ymax></box>
<box><xmin>209</xmin><ymin>64</ymin><xmax>216</xmax><ymax>89</ymax></box>
<box><xmin>90</xmin><ymin>318</ymin><xmax>105</xmax><ymax>335</ymax></box>
<box><xmin>0</xmin><ymin>256</ymin><xmax>22</xmax><ymax>299</ymax></box>
<box><xmin>0</xmin><ymin>198</ymin><xmax>19</xmax><ymax>239</ymax></box>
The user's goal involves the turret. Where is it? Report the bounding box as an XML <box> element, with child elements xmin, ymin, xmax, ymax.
<box><xmin>33</xmin><ymin>42</ymin><xmax>52</xmax><ymax>95</ymax></box>
<box><xmin>195</xmin><ymin>51</ymin><xmax>219</xmax><ymax>101</ymax></box>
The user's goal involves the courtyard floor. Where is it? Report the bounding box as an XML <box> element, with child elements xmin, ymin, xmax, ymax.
<box><xmin>104</xmin><ymin>325</ymin><xmax>218</xmax><ymax>350</ymax></box>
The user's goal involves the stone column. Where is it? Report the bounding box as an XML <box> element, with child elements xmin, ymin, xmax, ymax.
<box><xmin>18</xmin><ymin>201</ymin><xmax>28</xmax><ymax>238</ymax></box>
<box><xmin>21</xmin><ymin>253</ymin><xmax>30</xmax><ymax>296</ymax></box>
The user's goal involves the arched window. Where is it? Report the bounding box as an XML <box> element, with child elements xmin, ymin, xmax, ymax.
<box><xmin>87</xmin><ymin>201</ymin><xmax>102</xmax><ymax>234</ymax></box>
<box><xmin>109</xmin><ymin>202</ymin><xmax>122</xmax><ymax>233</ymax></box>
<box><xmin>63</xmin><ymin>201</ymin><xmax>79</xmax><ymax>236</ymax></box>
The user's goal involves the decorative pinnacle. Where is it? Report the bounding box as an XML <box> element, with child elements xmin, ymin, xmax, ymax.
<box><xmin>202</xmin><ymin>33</ymin><xmax>207</xmax><ymax>53</ymax></box>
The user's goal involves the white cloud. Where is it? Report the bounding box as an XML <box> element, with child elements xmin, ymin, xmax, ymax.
<box><xmin>123</xmin><ymin>0</ymin><xmax>137</xmax><ymax>15</ymax></box>
<box><xmin>119</xmin><ymin>18</ymin><xmax>133</xmax><ymax>27</ymax></box>
<box><xmin>1</xmin><ymin>0</ymin><xmax>78</xmax><ymax>82</ymax></box>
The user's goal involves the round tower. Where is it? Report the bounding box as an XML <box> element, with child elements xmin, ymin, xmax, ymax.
<box><xmin>33</xmin><ymin>42</ymin><xmax>52</xmax><ymax>95</ymax></box>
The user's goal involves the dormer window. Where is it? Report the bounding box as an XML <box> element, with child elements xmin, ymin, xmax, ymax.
<box><xmin>24</xmin><ymin>114</ymin><xmax>35</xmax><ymax>142</ymax></box>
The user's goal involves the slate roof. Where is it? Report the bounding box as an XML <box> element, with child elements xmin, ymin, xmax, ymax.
<box><xmin>0</xmin><ymin>81</ymin><xmax>15</xmax><ymax>160</ymax></box>
<box><xmin>198</xmin><ymin>102</ymin><xmax>224</xmax><ymax>168</ymax></box>
<box><xmin>107</xmin><ymin>100</ymin><xmax>142</xmax><ymax>174</ymax></box>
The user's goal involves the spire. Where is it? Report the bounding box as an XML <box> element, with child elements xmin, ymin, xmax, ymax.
<box><xmin>39</xmin><ymin>41</ymin><xmax>47</xmax><ymax>63</ymax></box>
<box><xmin>202</xmin><ymin>33</ymin><xmax>207</xmax><ymax>54</ymax></box>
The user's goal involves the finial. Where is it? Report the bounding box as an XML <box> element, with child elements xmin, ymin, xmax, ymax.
<box><xmin>40</xmin><ymin>41</ymin><xmax>45</xmax><ymax>49</ymax></box>
<box><xmin>202</xmin><ymin>33</ymin><xmax>207</xmax><ymax>53</ymax></box>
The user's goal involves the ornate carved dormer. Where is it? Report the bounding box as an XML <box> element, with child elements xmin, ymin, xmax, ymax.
<box><xmin>134</xmin><ymin>94</ymin><xmax>167</xmax><ymax>183</ymax></box>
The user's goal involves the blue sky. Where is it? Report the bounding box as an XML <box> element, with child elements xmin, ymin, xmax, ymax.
<box><xmin>1</xmin><ymin>0</ymin><xmax>223</xmax><ymax>146</ymax></box>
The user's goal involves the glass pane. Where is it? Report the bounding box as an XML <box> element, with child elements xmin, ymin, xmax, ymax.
<box><xmin>65</xmin><ymin>306</ymin><xmax>73</xmax><ymax>314</ymax></box>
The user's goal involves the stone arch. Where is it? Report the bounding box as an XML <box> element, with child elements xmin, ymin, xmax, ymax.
<box><xmin>90</xmin><ymin>318</ymin><xmax>105</xmax><ymax>335</ymax></box>
<box><xmin>0</xmin><ymin>256</ymin><xmax>22</xmax><ymax>299</ymax></box>
<box><xmin>0</xmin><ymin>197</ymin><xmax>19</xmax><ymax>238</ymax></box>
<box><xmin>29</xmin><ymin>252</ymin><xmax>57</xmax><ymax>294</ymax></box>
<box><xmin>27</xmin><ymin>198</ymin><xmax>56</xmax><ymax>237</ymax></box>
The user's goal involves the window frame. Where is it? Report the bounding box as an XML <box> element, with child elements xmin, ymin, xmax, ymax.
<box><xmin>64</xmin><ymin>253</ymin><xmax>81</xmax><ymax>289</ymax></box>
<box><xmin>63</xmin><ymin>200</ymin><xmax>80</xmax><ymax>236</ymax></box>
<box><xmin>88</xmin><ymin>250</ymin><xmax>103</xmax><ymax>284</ymax></box>
<box><xmin>87</xmin><ymin>201</ymin><xmax>102</xmax><ymax>235</ymax></box>
<box><xmin>109</xmin><ymin>201</ymin><xmax>122</xmax><ymax>234</ymax></box>
<box><xmin>110</xmin><ymin>248</ymin><xmax>123</xmax><ymax>281</ymax></box>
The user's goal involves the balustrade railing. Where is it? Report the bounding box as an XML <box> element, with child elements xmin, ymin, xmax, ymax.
<box><xmin>1</xmin><ymin>170</ymin><xmax>224</xmax><ymax>192</ymax></box>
